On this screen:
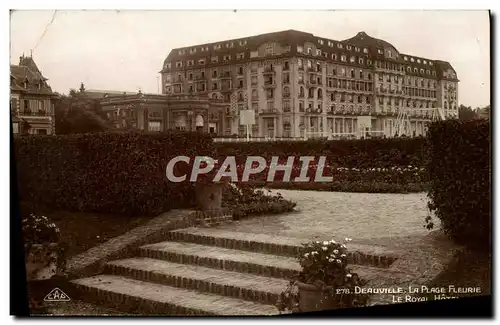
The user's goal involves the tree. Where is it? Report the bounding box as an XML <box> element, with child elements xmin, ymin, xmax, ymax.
<box><xmin>54</xmin><ymin>92</ymin><xmax>111</xmax><ymax>134</ymax></box>
<box><xmin>458</xmin><ymin>105</ymin><xmax>477</xmax><ymax>121</ymax></box>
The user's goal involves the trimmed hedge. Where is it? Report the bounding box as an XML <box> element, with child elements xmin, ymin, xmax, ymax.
<box><xmin>14</xmin><ymin>131</ymin><xmax>214</xmax><ymax>216</ymax></box>
<box><xmin>426</xmin><ymin>119</ymin><xmax>491</xmax><ymax>250</ymax></box>
<box><xmin>214</xmin><ymin>137</ymin><xmax>426</xmax><ymax>169</ymax></box>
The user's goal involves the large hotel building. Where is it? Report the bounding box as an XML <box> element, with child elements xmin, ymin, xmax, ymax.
<box><xmin>159</xmin><ymin>29</ymin><xmax>459</xmax><ymax>139</ymax></box>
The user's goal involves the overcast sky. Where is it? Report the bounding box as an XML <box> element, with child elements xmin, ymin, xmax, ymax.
<box><xmin>10</xmin><ymin>10</ymin><xmax>490</xmax><ymax>108</ymax></box>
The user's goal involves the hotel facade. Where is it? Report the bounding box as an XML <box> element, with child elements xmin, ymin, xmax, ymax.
<box><xmin>159</xmin><ymin>29</ymin><xmax>459</xmax><ymax>139</ymax></box>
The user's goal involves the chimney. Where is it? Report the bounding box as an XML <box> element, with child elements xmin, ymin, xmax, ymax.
<box><xmin>79</xmin><ymin>82</ymin><xmax>85</xmax><ymax>93</ymax></box>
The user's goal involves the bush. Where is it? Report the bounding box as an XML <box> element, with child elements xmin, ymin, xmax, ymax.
<box><xmin>14</xmin><ymin>131</ymin><xmax>214</xmax><ymax>216</ymax></box>
<box><xmin>426</xmin><ymin>119</ymin><xmax>491</xmax><ymax>250</ymax></box>
<box><xmin>214</xmin><ymin>137</ymin><xmax>426</xmax><ymax>169</ymax></box>
<box><xmin>222</xmin><ymin>183</ymin><xmax>296</xmax><ymax>219</ymax></box>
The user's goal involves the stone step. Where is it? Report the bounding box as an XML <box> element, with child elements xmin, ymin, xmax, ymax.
<box><xmin>166</xmin><ymin>228</ymin><xmax>399</xmax><ymax>268</ymax></box>
<box><xmin>140</xmin><ymin>241</ymin><xmax>301</xmax><ymax>279</ymax></box>
<box><xmin>139</xmin><ymin>241</ymin><xmax>410</xmax><ymax>285</ymax></box>
<box><xmin>71</xmin><ymin>274</ymin><xmax>278</xmax><ymax>316</ymax></box>
<box><xmin>104</xmin><ymin>257</ymin><xmax>289</xmax><ymax>305</ymax></box>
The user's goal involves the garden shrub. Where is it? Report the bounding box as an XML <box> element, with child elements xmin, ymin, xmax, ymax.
<box><xmin>214</xmin><ymin>137</ymin><xmax>426</xmax><ymax>169</ymax></box>
<box><xmin>426</xmin><ymin>119</ymin><xmax>491</xmax><ymax>250</ymax></box>
<box><xmin>14</xmin><ymin>130</ymin><xmax>214</xmax><ymax>216</ymax></box>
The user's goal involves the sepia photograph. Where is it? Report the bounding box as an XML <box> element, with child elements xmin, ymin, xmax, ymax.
<box><xmin>9</xmin><ymin>8</ymin><xmax>491</xmax><ymax>317</ymax></box>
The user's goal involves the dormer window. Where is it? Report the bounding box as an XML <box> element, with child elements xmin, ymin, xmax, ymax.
<box><xmin>346</xmin><ymin>45</ymin><xmax>352</xmax><ymax>50</ymax></box>
<box><xmin>423</xmin><ymin>60</ymin><xmax>427</xmax><ymax>65</ymax></box>
<box><xmin>328</xmin><ymin>41</ymin><xmax>333</xmax><ymax>47</ymax></box>
<box><xmin>213</xmin><ymin>44</ymin><xmax>221</xmax><ymax>50</ymax></box>
<box><xmin>355</xmin><ymin>47</ymin><xmax>360</xmax><ymax>52</ymax></box>
<box><xmin>165</xmin><ymin>62</ymin><xmax>172</xmax><ymax>69</ymax></box>
<box><xmin>410</xmin><ymin>58</ymin><xmax>415</xmax><ymax>62</ymax></box>
<box><xmin>226</xmin><ymin>42</ymin><xmax>234</xmax><ymax>48</ymax></box>
<box><xmin>189</xmin><ymin>48</ymin><xmax>196</xmax><ymax>54</ymax></box>
<box><xmin>429</xmin><ymin>62</ymin><xmax>433</xmax><ymax>66</ymax></box>
<box><xmin>318</xmin><ymin>39</ymin><xmax>324</xmax><ymax>45</ymax></box>
<box><xmin>178</xmin><ymin>49</ymin><xmax>186</xmax><ymax>55</ymax></box>
<box><xmin>337</xmin><ymin>43</ymin><xmax>343</xmax><ymax>49</ymax></box>
<box><xmin>417</xmin><ymin>59</ymin><xmax>421</xmax><ymax>63</ymax></box>
<box><xmin>239</xmin><ymin>40</ymin><xmax>247</xmax><ymax>46</ymax></box>
<box><xmin>404</xmin><ymin>56</ymin><xmax>408</xmax><ymax>61</ymax></box>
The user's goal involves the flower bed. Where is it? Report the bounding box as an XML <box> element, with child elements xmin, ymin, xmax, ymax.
<box><xmin>277</xmin><ymin>238</ymin><xmax>368</xmax><ymax>313</ymax></box>
<box><xmin>222</xmin><ymin>183</ymin><xmax>296</xmax><ymax>220</ymax></box>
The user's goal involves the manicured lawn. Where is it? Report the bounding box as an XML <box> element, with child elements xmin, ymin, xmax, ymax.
<box><xmin>19</xmin><ymin>201</ymin><xmax>155</xmax><ymax>259</ymax></box>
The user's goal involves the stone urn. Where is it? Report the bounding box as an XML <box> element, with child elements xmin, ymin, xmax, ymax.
<box><xmin>194</xmin><ymin>175</ymin><xmax>232</xmax><ymax>211</ymax></box>
<box><xmin>297</xmin><ymin>282</ymin><xmax>338</xmax><ymax>312</ymax></box>
<box><xmin>25</xmin><ymin>243</ymin><xmax>61</xmax><ymax>281</ymax></box>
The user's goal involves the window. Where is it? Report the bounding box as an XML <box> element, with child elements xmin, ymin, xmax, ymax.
<box><xmin>350</xmin><ymin>69</ymin><xmax>355</xmax><ymax>78</ymax></box>
<box><xmin>316</xmin><ymin>49</ymin><xmax>322</xmax><ymax>56</ymax></box>
<box><xmin>213</xmin><ymin>44</ymin><xmax>221</xmax><ymax>50</ymax></box>
<box><xmin>360</xmin><ymin>70</ymin><xmax>364</xmax><ymax>79</ymax></box>
<box><xmin>236</xmin><ymin>53</ymin><xmax>245</xmax><ymax>60</ymax></box>
<box><xmin>337</xmin><ymin>43</ymin><xmax>343</xmax><ymax>49</ymax></box>
<box><xmin>332</xmin><ymin>54</ymin><xmax>337</xmax><ymax>60</ymax></box>
<box><xmin>414</xmin><ymin>68</ymin><xmax>418</xmax><ymax>73</ymax></box>
<box><xmin>176</xmin><ymin>61</ymin><xmax>183</xmax><ymax>68</ymax></box>
<box><xmin>432</xmin><ymin>71</ymin><xmax>436</xmax><ymax>76</ymax></box>
<box><xmin>429</xmin><ymin>62</ymin><xmax>433</xmax><ymax>66</ymax></box>
<box><xmin>307</xmin><ymin>47</ymin><xmax>312</xmax><ymax>54</ymax></box>
<box><xmin>297</xmin><ymin>45</ymin><xmax>303</xmax><ymax>53</ymax></box>
<box><xmin>178</xmin><ymin>50</ymin><xmax>185</xmax><ymax>55</ymax></box>
<box><xmin>387</xmin><ymin>50</ymin><xmax>392</xmax><ymax>58</ymax></box>
<box><xmin>226</xmin><ymin>42</ymin><xmax>234</xmax><ymax>48</ymax></box>
<box><xmin>284</xmin><ymin>61</ymin><xmax>289</xmax><ymax>70</ymax></box>
<box><xmin>212</xmin><ymin>82</ymin><xmax>218</xmax><ymax>90</ymax></box>
<box><xmin>363</xmin><ymin>48</ymin><xmax>368</xmax><ymax>53</ymax></box>
<box><xmin>323</xmin><ymin>52</ymin><xmax>328</xmax><ymax>58</ymax></box>
<box><xmin>283</xmin><ymin>86</ymin><xmax>290</xmax><ymax>97</ymax></box>
<box><xmin>223</xmin><ymin>55</ymin><xmax>231</xmax><ymax>61</ymax></box>
<box><xmin>188</xmin><ymin>73</ymin><xmax>193</xmax><ymax>80</ymax></box>
<box><xmin>211</xmin><ymin>56</ymin><xmax>218</xmax><ymax>63</ymax></box>
<box><xmin>420</xmin><ymin>69</ymin><xmax>424</xmax><ymax>74</ymax></box>
<box><xmin>426</xmin><ymin>70</ymin><xmax>430</xmax><ymax>75</ymax></box>
<box><xmin>350</xmin><ymin>56</ymin><xmax>355</xmax><ymax>63</ymax></box>
<box><xmin>367</xmin><ymin>60</ymin><xmax>372</xmax><ymax>66</ymax></box>
<box><xmin>346</xmin><ymin>45</ymin><xmax>351</xmax><ymax>50</ymax></box>
<box><xmin>355</xmin><ymin>47</ymin><xmax>360</xmax><ymax>52</ymax></box>
<box><xmin>265</xmin><ymin>45</ymin><xmax>273</xmax><ymax>56</ymax></box>
<box><xmin>341</xmin><ymin>55</ymin><xmax>347</xmax><ymax>62</ymax></box>
<box><xmin>251</xmin><ymin>76</ymin><xmax>257</xmax><ymax>85</ymax></box>
<box><xmin>359</xmin><ymin>58</ymin><xmax>364</xmax><ymax>65</ymax></box>
<box><xmin>198</xmin><ymin>59</ymin><xmax>206</xmax><ymax>65</ymax></box>
<box><xmin>148</xmin><ymin>121</ymin><xmax>161</xmax><ymax>132</ymax></box>
<box><xmin>299</xmin><ymin>101</ymin><xmax>304</xmax><ymax>112</ymax></box>
<box><xmin>165</xmin><ymin>62</ymin><xmax>172</xmax><ymax>69</ymax></box>
<box><xmin>251</xmin><ymin>89</ymin><xmax>258</xmax><ymax>100</ymax></box>
<box><xmin>307</xmin><ymin>60</ymin><xmax>312</xmax><ymax>69</ymax></box>
<box><xmin>187</xmin><ymin>60</ymin><xmax>194</xmax><ymax>66</ymax></box>
<box><xmin>378</xmin><ymin>49</ymin><xmax>383</xmax><ymax>54</ymax></box>
<box><xmin>328</xmin><ymin>41</ymin><xmax>333</xmax><ymax>47</ymax></box>
<box><xmin>318</xmin><ymin>39</ymin><xmax>324</xmax><ymax>45</ymax></box>
<box><xmin>189</xmin><ymin>48</ymin><xmax>196</xmax><ymax>54</ymax></box>
<box><xmin>404</xmin><ymin>56</ymin><xmax>408</xmax><ymax>61</ymax></box>
<box><xmin>298</xmin><ymin>59</ymin><xmax>303</xmax><ymax>69</ymax></box>
<box><xmin>341</xmin><ymin>68</ymin><xmax>346</xmax><ymax>77</ymax></box>
<box><xmin>410</xmin><ymin>58</ymin><xmax>415</xmax><ymax>62</ymax></box>
<box><xmin>250</xmin><ymin>51</ymin><xmax>259</xmax><ymax>58</ymax></box>
<box><xmin>238</xmin><ymin>66</ymin><xmax>244</xmax><ymax>75</ymax></box>
<box><xmin>239</xmin><ymin>40</ymin><xmax>247</xmax><ymax>46</ymax></box>
<box><xmin>283</xmin><ymin>101</ymin><xmax>291</xmax><ymax>113</ymax></box>
<box><xmin>212</xmin><ymin>70</ymin><xmax>218</xmax><ymax>78</ymax></box>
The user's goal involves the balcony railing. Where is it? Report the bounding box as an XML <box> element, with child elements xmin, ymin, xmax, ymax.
<box><xmin>221</xmin><ymin>71</ymin><xmax>232</xmax><ymax>78</ymax></box>
<box><xmin>19</xmin><ymin>111</ymin><xmax>52</xmax><ymax>117</ymax></box>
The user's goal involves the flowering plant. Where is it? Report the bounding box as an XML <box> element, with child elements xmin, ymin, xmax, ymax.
<box><xmin>276</xmin><ymin>237</ymin><xmax>368</xmax><ymax>313</ymax></box>
<box><xmin>22</xmin><ymin>213</ymin><xmax>66</xmax><ymax>279</ymax></box>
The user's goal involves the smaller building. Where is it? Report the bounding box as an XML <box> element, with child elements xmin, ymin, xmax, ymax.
<box><xmin>10</xmin><ymin>54</ymin><xmax>58</xmax><ymax>135</ymax></box>
<box><xmin>76</xmin><ymin>84</ymin><xmax>231</xmax><ymax>134</ymax></box>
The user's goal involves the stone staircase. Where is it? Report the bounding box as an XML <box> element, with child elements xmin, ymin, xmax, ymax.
<box><xmin>70</xmin><ymin>227</ymin><xmax>408</xmax><ymax>315</ymax></box>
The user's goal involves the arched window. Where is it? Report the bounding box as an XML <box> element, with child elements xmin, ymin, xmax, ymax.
<box><xmin>238</xmin><ymin>91</ymin><xmax>244</xmax><ymax>101</ymax></box>
<box><xmin>283</xmin><ymin>86</ymin><xmax>290</xmax><ymax>96</ymax></box>
<box><xmin>317</xmin><ymin>88</ymin><xmax>323</xmax><ymax>98</ymax></box>
<box><xmin>299</xmin><ymin>86</ymin><xmax>304</xmax><ymax>96</ymax></box>
<box><xmin>251</xmin><ymin>89</ymin><xmax>257</xmax><ymax>100</ymax></box>
<box><xmin>444</xmin><ymin>101</ymin><xmax>448</xmax><ymax>109</ymax></box>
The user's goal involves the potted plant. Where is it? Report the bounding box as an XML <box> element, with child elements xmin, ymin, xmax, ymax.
<box><xmin>22</xmin><ymin>213</ymin><xmax>67</xmax><ymax>313</ymax></box>
<box><xmin>276</xmin><ymin>238</ymin><xmax>369</xmax><ymax>313</ymax></box>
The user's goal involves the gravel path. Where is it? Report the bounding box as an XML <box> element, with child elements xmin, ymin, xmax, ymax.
<box><xmin>218</xmin><ymin>189</ymin><xmax>432</xmax><ymax>248</ymax></box>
